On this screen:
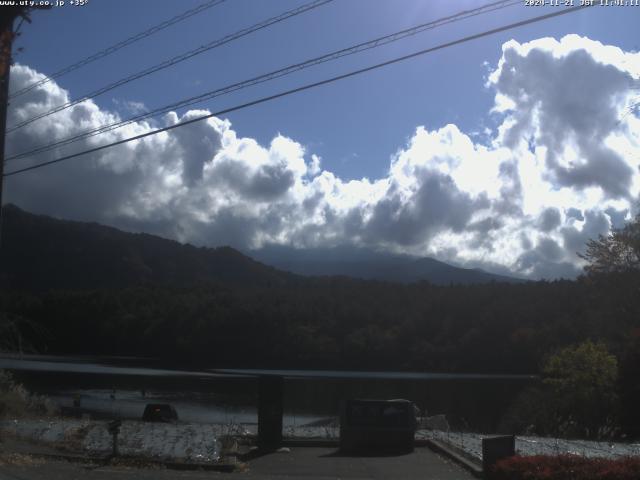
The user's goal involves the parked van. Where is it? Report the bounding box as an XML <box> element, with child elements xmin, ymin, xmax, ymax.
<box><xmin>339</xmin><ymin>399</ymin><xmax>417</xmax><ymax>453</ymax></box>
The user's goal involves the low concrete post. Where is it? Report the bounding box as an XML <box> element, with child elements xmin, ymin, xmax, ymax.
<box><xmin>482</xmin><ymin>435</ymin><xmax>515</xmax><ymax>476</ymax></box>
<box><xmin>107</xmin><ymin>419</ymin><xmax>122</xmax><ymax>457</ymax></box>
<box><xmin>257</xmin><ymin>375</ymin><xmax>284</xmax><ymax>450</ymax></box>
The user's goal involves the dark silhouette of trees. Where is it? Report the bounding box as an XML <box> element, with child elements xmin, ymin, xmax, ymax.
<box><xmin>578</xmin><ymin>213</ymin><xmax>640</xmax><ymax>438</ymax></box>
<box><xmin>1</xmin><ymin>207</ymin><xmax>640</xmax><ymax>437</ymax></box>
<box><xmin>618</xmin><ymin>336</ymin><xmax>640</xmax><ymax>438</ymax></box>
<box><xmin>580</xmin><ymin>214</ymin><xmax>640</xmax><ymax>275</ymax></box>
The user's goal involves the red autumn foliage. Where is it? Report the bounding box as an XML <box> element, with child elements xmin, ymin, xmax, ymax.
<box><xmin>489</xmin><ymin>455</ymin><xmax>640</xmax><ymax>480</ymax></box>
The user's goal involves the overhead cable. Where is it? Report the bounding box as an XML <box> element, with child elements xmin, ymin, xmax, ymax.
<box><xmin>4</xmin><ymin>4</ymin><xmax>594</xmax><ymax>178</ymax></box>
<box><xmin>6</xmin><ymin>0</ymin><xmax>334</xmax><ymax>133</ymax></box>
<box><xmin>7</xmin><ymin>0</ymin><xmax>520</xmax><ymax>162</ymax></box>
<box><xmin>9</xmin><ymin>0</ymin><xmax>227</xmax><ymax>99</ymax></box>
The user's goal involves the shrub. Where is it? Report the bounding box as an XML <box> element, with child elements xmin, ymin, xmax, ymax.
<box><xmin>0</xmin><ymin>369</ymin><xmax>57</xmax><ymax>418</ymax></box>
<box><xmin>497</xmin><ymin>386</ymin><xmax>557</xmax><ymax>436</ymax></box>
<box><xmin>490</xmin><ymin>455</ymin><xmax>640</xmax><ymax>480</ymax></box>
<box><xmin>542</xmin><ymin>341</ymin><xmax>619</xmax><ymax>438</ymax></box>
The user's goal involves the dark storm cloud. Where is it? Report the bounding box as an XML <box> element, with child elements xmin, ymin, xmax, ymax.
<box><xmin>168</xmin><ymin>111</ymin><xmax>223</xmax><ymax>186</ymax></box>
<box><xmin>538</xmin><ymin>207</ymin><xmax>561</xmax><ymax>232</ymax></box>
<box><xmin>516</xmin><ymin>236</ymin><xmax>581</xmax><ymax>279</ymax></box>
<box><xmin>561</xmin><ymin>209</ymin><xmax>610</xmax><ymax>255</ymax></box>
<box><xmin>565</xmin><ymin>208</ymin><xmax>584</xmax><ymax>221</ymax></box>
<box><xmin>605</xmin><ymin>207</ymin><xmax>629</xmax><ymax>229</ymax></box>
<box><xmin>364</xmin><ymin>172</ymin><xmax>488</xmax><ymax>246</ymax></box>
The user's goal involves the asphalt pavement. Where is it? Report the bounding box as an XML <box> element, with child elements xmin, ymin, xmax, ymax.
<box><xmin>0</xmin><ymin>447</ymin><xmax>476</xmax><ymax>479</ymax></box>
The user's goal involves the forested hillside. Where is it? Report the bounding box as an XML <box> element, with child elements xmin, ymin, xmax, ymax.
<box><xmin>0</xmin><ymin>275</ymin><xmax>636</xmax><ymax>372</ymax></box>
<box><xmin>1</xmin><ymin>206</ymin><xmax>639</xmax><ymax>438</ymax></box>
<box><xmin>0</xmin><ymin>205</ymin><xmax>296</xmax><ymax>290</ymax></box>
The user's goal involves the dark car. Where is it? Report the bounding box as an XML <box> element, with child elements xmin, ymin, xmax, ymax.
<box><xmin>142</xmin><ymin>404</ymin><xmax>178</xmax><ymax>422</ymax></box>
<box><xmin>340</xmin><ymin>398</ymin><xmax>417</xmax><ymax>453</ymax></box>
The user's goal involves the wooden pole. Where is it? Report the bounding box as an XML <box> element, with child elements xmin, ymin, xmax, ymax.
<box><xmin>0</xmin><ymin>8</ymin><xmax>19</xmax><ymax>247</ymax></box>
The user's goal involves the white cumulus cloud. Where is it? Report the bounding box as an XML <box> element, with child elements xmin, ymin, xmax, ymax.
<box><xmin>4</xmin><ymin>34</ymin><xmax>640</xmax><ymax>279</ymax></box>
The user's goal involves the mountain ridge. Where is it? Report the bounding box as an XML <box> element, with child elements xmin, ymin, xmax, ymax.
<box><xmin>0</xmin><ymin>204</ymin><xmax>295</xmax><ymax>290</ymax></box>
<box><xmin>0</xmin><ymin>204</ymin><xmax>523</xmax><ymax>289</ymax></box>
<box><xmin>249</xmin><ymin>244</ymin><xmax>525</xmax><ymax>285</ymax></box>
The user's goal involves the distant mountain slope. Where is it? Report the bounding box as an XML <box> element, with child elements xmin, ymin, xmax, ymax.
<box><xmin>0</xmin><ymin>205</ymin><xmax>522</xmax><ymax>290</ymax></box>
<box><xmin>250</xmin><ymin>244</ymin><xmax>525</xmax><ymax>285</ymax></box>
<box><xmin>0</xmin><ymin>205</ymin><xmax>295</xmax><ymax>290</ymax></box>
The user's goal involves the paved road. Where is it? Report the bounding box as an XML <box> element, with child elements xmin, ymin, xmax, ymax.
<box><xmin>0</xmin><ymin>447</ymin><xmax>475</xmax><ymax>479</ymax></box>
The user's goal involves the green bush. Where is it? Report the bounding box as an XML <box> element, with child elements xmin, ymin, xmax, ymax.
<box><xmin>542</xmin><ymin>341</ymin><xmax>618</xmax><ymax>438</ymax></box>
<box><xmin>497</xmin><ymin>386</ymin><xmax>557</xmax><ymax>436</ymax></box>
<box><xmin>500</xmin><ymin>341</ymin><xmax>619</xmax><ymax>438</ymax></box>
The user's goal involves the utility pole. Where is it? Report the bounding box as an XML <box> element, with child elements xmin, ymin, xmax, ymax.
<box><xmin>0</xmin><ymin>6</ymin><xmax>48</xmax><ymax>247</ymax></box>
<box><xmin>0</xmin><ymin>7</ymin><xmax>22</xmax><ymax>247</ymax></box>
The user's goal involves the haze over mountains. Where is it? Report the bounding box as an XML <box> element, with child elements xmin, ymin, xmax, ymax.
<box><xmin>250</xmin><ymin>245</ymin><xmax>524</xmax><ymax>285</ymax></box>
<box><xmin>0</xmin><ymin>205</ymin><xmax>522</xmax><ymax>289</ymax></box>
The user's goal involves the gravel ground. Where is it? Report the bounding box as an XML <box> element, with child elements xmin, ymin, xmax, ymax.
<box><xmin>0</xmin><ymin>419</ymin><xmax>223</xmax><ymax>464</ymax></box>
<box><xmin>4</xmin><ymin>418</ymin><xmax>640</xmax><ymax>465</ymax></box>
<box><xmin>283</xmin><ymin>424</ymin><xmax>339</xmax><ymax>439</ymax></box>
<box><xmin>417</xmin><ymin>430</ymin><xmax>640</xmax><ymax>461</ymax></box>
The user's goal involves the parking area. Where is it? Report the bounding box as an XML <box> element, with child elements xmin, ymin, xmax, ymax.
<box><xmin>0</xmin><ymin>446</ymin><xmax>476</xmax><ymax>480</ymax></box>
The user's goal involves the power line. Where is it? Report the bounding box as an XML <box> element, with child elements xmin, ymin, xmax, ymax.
<box><xmin>619</xmin><ymin>100</ymin><xmax>639</xmax><ymax>123</ymax></box>
<box><xmin>3</xmin><ymin>4</ymin><xmax>594</xmax><ymax>178</ymax></box>
<box><xmin>6</xmin><ymin>0</ymin><xmax>334</xmax><ymax>133</ymax></box>
<box><xmin>6</xmin><ymin>0</ymin><xmax>521</xmax><ymax>163</ymax></box>
<box><xmin>7</xmin><ymin>0</ymin><xmax>518</xmax><ymax>161</ymax></box>
<box><xmin>13</xmin><ymin>16</ymin><xmax>26</xmax><ymax>37</ymax></box>
<box><xmin>8</xmin><ymin>0</ymin><xmax>227</xmax><ymax>99</ymax></box>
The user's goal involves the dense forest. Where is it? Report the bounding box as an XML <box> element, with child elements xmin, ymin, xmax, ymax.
<box><xmin>0</xmin><ymin>275</ymin><xmax>635</xmax><ymax>373</ymax></box>
<box><xmin>0</xmin><ymin>205</ymin><xmax>639</xmax><ymax>438</ymax></box>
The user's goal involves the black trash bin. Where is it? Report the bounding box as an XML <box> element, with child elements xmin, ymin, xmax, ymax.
<box><xmin>340</xmin><ymin>399</ymin><xmax>417</xmax><ymax>453</ymax></box>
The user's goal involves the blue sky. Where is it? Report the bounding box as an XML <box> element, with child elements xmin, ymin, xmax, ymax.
<box><xmin>5</xmin><ymin>0</ymin><xmax>640</xmax><ymax>279</ymax></box>
<box><xmin>14</xmin><ymin>0</ymin><xmax>637</xmax><ymax>179</ymax></box>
